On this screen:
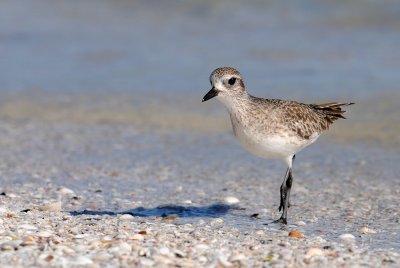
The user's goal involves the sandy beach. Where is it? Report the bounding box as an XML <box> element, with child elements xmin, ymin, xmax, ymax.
<box><xmin>0</xmin><ymin>93</ymin><xmax>399</xmax><ymax>267</ymax></box>
<box><xmin>1</xmin><ymin>0</ymin><xmax>400</xmax><ymax>266</ymax></box>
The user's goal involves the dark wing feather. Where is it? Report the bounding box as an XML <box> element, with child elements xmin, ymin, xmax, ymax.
<box><xmin>311</xmin><ymin>102</ymin><xmax>354</xmax><ymax>121</ymax></box>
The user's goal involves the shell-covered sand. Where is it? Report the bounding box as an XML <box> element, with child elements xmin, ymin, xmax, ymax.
<box><xmin>0</xmin><ymin>102</ymin><xmax>399</xmax><ymax>266</ymax></box>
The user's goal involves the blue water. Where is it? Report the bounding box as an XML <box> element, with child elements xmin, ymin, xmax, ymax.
<box><xmin>1</xmin><ymin>0</ymin><xmax>399</xmax><ymax>99</ymax></box>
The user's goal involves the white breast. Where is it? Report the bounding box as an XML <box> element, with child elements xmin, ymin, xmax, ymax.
<box><xmin>232</xmin><ymin>121</ymin><xmax>319</xmax><ymax>160</ymax></box>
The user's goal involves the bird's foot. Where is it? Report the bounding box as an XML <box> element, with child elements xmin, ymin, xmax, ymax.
<box><xmin>272</xmin><ymin>217</ymin><xmax>287</xmax><ymax>225</ymax></box>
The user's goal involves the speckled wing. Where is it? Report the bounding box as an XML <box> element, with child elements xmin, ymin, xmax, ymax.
<box><xmin>276</xmin><ymin>101</ymin><xmax>354</xmax><ymax>140</ymax></box>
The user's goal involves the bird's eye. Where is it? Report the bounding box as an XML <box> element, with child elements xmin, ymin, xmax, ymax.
<box><xmin>228</xmin><ymin>77</ymin><xmax>236</xmax><ymax>85</ymax></box>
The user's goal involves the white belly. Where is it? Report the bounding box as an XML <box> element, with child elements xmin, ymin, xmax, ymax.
<box><xmin>233</xmin><ymin>124</ymin><xmax>319</xmax><ymax>160</ymax></box>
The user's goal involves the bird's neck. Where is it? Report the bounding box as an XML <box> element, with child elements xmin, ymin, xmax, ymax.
<box><xmin>217</xmin><ymin>93</ymin><xmax>250</xmax><ymax>116</ymax></box>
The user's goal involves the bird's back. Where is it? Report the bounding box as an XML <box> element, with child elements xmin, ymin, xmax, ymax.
<box><xmin>242</xmin><ymin>96</ymin><xmax>353</xmax><ymax>141</ymax></box>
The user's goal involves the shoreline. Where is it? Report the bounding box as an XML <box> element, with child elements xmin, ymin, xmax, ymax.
<box><xmin>0</xmin><ymin>90</ymin><xmax>399</xmax><ymax>148</ymax></box>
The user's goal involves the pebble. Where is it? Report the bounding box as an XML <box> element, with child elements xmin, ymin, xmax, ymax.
<box><xmin>250</xmin><ymin>213</ymin><xmax>261</xmax><ymax>219</ymax></box>
<box><xmin>118</xmin><ymin>242</ymin><xmax>132</xmax><ymax>253</ymax></box>
<box><xmin>74</xmin><ymin>234</ymin><xmax>86</xmax><ymax>239</ymax></box>
<box><xmin>19</xmin><ymin>224</ymin><xmax>38</xmax><ymax>231</ymax></box>
<box><xmin>109</xmin><ymin>243</ymin><xmax>131</xmax><ymax>255</ymax></box>
<box><xmin>36</xmin><ymin>231</ymin><xmax>53</xmax><ymax>238</ymax></box>
<box><xmin>218</xmin><ymin>255</ymin><xmax>233</xmax><ymax>267</ymax></box>
<box><xmin>230</xmin><ymin>253</ymin><xmax>247</xmax><ymax>263</ymax></box>
<box><xmin>73</xmin><ymin>245</ymin><xmax>87</xmax><ymax>253</ymax></box>
<box><xmin>1</xmin><ymin>240</ymin><xmax>22</xmax><ymax>250</ymax></box>
<box><xmin>57</xmin><ymin>187</ymin><xmax>75</xmax><ymax>195</ymax></box>
<box><xmin>38</xmin><ymin>201</ymin><xmax>62</xmax><ymax>212</ymax></box>
<box><xmin>255</xmin><ymin>230</ymin><xmax>265</xmax><ymax>236</ymax></box>
<box><xmin>0</xmin><ymin>207</ymin><xmax>8</xmax><ymax>214</ymax></box>
<box><xmin>138</xmin><ymin>248</ymin><xmax>150</xmax><ymax>257</ymax></box>
<box><xmin>295</xmin><ymin>221</ymin><xmax>306</xmax><ymax>226</ymax></box>
<box><xmin>70</xmin><ymin>256</ymin><xmax>93</xmax><ymax>266</ymax></box>
<box><xmin>7</xmin><ymin>193</ymin><xmax>17</xmax><ymax>198</ymax></box>
<box><xmin>195</xmin><ymin>244</ymin><xmax>210</xmax><ymax>250</ymax></box>
<box><xmin>210</xmin><ymin>218</ymin><xmax>224</xmax><ymax>226</ymax></box>
<box><xmin>101</xmin><ymin>235</ymin><xmax>113</xmax><ymax>241</ymax></box>
<box><xmin>306</xmin><ymin>248</ymin><xmax>324</xmax><ymax>256</ymax></box>
<box><xmin>279</xmin><ymin>249</ymin><xmax>293</xmax><ymax>260</ymax></box>
<box><xmin>174</xmin><ymin>249</ymin><xmax>186</xmax><ymax>258</ymax></box>
<box><xmin>21</xmin><ymin>236</ymin><xmax>36</xmax><ymax>246</ymax></box>
<box><xmin>288</xmin><ymin>230</ymin><xmax>304</xmax><ymax>238</ymax></box>
<box><xmin>115</xmin><ymin>233</ymin><xmax>127</xmax><ymax>239</ymax></box>
<box><xmin>91</xmin><ymin>253</ymin><xmax>112</xmax><ymax>262</ymax></box>
<box><xmin>313</xmin><ymin>236</ymin><xmax>327</xmax><ymax>243</ymax></box>
<box><xmin>198</xmin><ymin>256</ymin><xmax>208</xmax><ymax>263</ymax></box>
<box><xmin>61</xmin><ymin>246</ymin><xmax>76</xmax><ymax>255</ymax></box>
<box><xmin>279</xmin><ymin>241</ymin><xmax>292</xmax><ymax>247</ymax></box>
<box><xmin>118</xmin><ymin>214</ymin><xmax>134</xmax><ymax>220</ymax></box>
<box><xmin>359</xmin><ymin>226</ymin><xmax>377</xmax><ymax>234</ymax></box>
<box><xmin>339</xmin><ymin>233</ymin><xmax>356</xmax><ymax>242</ymax></box>
<box><xmin>0</xmin><ymin>244</ymin><xmax>15</xmax><ymax>251</ymax></box>
<box><xmin>159</xmin><ymin>247</ymin><xmax>170</xmax><ymax>255</ymax></box>
<box><xmin>224</xmin><ymin>196</ymin><xmax>240</xmax><ymax>204</ymax></box>
<box><xmin>140</xmin><ymin>258</ymin><xmax>155</xmax><ymax>266</ymax></box>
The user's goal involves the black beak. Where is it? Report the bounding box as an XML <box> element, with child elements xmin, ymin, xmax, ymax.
<box><xmin>202</xmin><ymin>87</ymin><xmax>218</xmax><ymax>102</ymax></box>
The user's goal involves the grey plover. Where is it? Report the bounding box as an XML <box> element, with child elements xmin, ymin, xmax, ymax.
<box><xmin>202</xmin><ymin>67</ymin><xmax>353</xmax><ymax>224</ymax></box>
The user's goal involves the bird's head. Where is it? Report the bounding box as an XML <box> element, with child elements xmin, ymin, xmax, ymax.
<box><xmin>202</xmin><ymin>67</ymin><xmax>246</xmax><ymax>103</ymax></box>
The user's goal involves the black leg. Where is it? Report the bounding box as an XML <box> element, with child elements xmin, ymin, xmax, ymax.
<box><xmin>274</xmin><ymin>168</ymin><xmax>290</xmax><ymax>224</ymax></box>
<box><xmin>287</xmin><ymin>155</ymin><xmax>295</xmax><ymax>208</ymax></box>
<box><xmin>278</xmin><ymin>168</ymin><xmax>290</xmax><ymax>212</ymax></box>
<box><xmin>274</xmin><ymin>155</ymin><xmax>295</xmax><ymax>225</ymax></box>
<box><xmin>282</xmin><ymin>170</ymin><xmax>293</xmax><ymax>220</ymax></box>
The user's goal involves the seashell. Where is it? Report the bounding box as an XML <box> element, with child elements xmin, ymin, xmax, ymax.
<box><xmin>288</xmin><ymin>230</ymin><xmax>304</xmax><ymax>238</ymax></box>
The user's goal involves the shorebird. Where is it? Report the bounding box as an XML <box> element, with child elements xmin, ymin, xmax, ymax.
<box><xmin>202</xmin><ymin>67</ymin><xmax>353</xmax><ymax>224</ymax></box>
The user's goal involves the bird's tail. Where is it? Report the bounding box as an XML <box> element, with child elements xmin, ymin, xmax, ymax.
<box><xmin>312</xmin><ymin>102</ymin><xmax>354</xmax><ymax>120</ymax></box>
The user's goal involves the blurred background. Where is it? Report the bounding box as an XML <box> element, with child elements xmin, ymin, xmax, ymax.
<box><xmin>0</xmin><ymin>0</ymin><xmax>399</xmax><ymax>145</ymax></box>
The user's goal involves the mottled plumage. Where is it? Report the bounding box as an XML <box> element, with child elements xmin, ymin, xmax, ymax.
<box><xmin>202</xmin><ymin>67</ymin><xmax>353</xmax><ymax>224</ymax></box>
